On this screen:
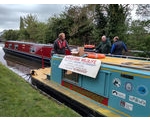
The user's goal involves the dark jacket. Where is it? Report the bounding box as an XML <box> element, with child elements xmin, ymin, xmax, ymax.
<box><xmin>111</xmin><ymin>40</ymin><xmax>128</xmax><ymax>55</ymax></box>
<box><xmin>96</xmin><ymin>39</ymin><xmax>111</xmax><ymax>54</ymax></box>
<box><xmin>53</xmin><ymin>38</ymin><xmax>70</xmax><ymax>55</ymax></box>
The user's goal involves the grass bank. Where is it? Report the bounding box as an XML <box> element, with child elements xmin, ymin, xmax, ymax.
<box><xmin>0</xmin><ymin>63</ymin><xmax>80</xmax><ymax>117</ymax></box>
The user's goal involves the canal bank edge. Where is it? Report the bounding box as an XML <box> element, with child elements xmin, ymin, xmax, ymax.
<box><xmin>0</xmin><ymin>63</ymin><xmax>80</xmax><ymax>117</ymax></box>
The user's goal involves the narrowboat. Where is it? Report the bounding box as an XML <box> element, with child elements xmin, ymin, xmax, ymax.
<box><xmin>31</xmin><ymin>53</ymin><xmax>150</xmax><ymax>117</ymax></box>
<box><xmin>3</xmin><ymin>41</ymin><xmax>72</xmax><ymax>65</ymax></box>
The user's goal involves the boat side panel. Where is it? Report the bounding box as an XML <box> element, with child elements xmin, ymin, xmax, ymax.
<box><xmin>50</xmin><ymin>55</ymin><xmax>63</xmax><ymax>84</ymax></box>
<box><xmin>80</xmin><ymin>70</ymin><xmax>111</xmax><ymax>98</ymax></box>
<box><xmin>102</xmin><ymin>64</ymin><xmax>150</xmax><ymax>116</ymax></box>
<box><xmin>50</xmin><ymin>55</ymin><xmax>150</xmax><ymax>116</ymax></box>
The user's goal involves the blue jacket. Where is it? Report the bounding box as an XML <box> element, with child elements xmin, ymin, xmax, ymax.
<box><xmin>111</xmin><ymin>40</ymin><xmax>128</xmax><ymax>55</ymax></box>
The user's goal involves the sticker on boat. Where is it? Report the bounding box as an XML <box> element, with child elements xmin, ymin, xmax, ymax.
<box><xmin>113</xmin><ymin>78</ymin><xmax>121</xmax><ymax>87</ymax></box>
<box><xmin>112</xmin><ymin>90</ymin><xmax>126</xmax><ymax>99</ymax></box>
<box><xmin>120</xmin><ymin>100</ymin><xmax>133</xmax><ymax>111</ymax></box>
<box><xmin>125</xmin><ymin>82</ymin><xmax>133</xmax><ymax>92</ymax></box>
<box><xmin>129</xmin><ymin>95</ymin><xmax>146</xmax><ymax>107</ymax></box>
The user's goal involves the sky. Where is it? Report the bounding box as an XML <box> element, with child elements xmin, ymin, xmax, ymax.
<box><xmin>0</xmin><ymin>0</ymin><xmax>149</xmax><ymax>33</ymax></box>
<box><xmin>0</xmin><ymin>4</ymin><xmax>68</xmax><ymax>32</ymax></box>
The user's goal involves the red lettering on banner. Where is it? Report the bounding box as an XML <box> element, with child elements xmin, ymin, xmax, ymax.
<box><xmin>65</xmin><ymin>56</ymin><xmax>80</xmax><ymax>61</ymax></box>
<box><xmin>81</xmin><ymin>58</ymin><xmax>96</xmax><ymax>65</ymax></box>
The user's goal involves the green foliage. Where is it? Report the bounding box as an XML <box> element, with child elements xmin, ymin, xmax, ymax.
<box><xmin>3</xmin><ymin>29</ymin><xmax>19</xmax><ymax>40</ymax></box>
<box><xmin>126</xmin><ymin>19</ymin><xmax>150</xmax><ymax>57</ymax></box>
<box><xmin>23</xmin><ymin>14</ymin><xmax>39</xmax><ymax>42</ymax></box>
<box><xmin>94</xmin><ymin>4</ymin><xmax>107</xmax><ymax>37</ymax></box>
<box><xmin>107</xmin><ymin>4</ymin><xmax>130</xmax><ymax>40</ymax></box>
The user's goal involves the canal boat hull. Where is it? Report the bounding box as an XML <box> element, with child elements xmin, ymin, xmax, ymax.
<box><xmin>31</xmin><ymin>54</ymin><xmax>150</xmax><ymax>116</ymax></box>
<box><xmin>3</xmin><ymin>47</ymin><xmax>50</xmax><ymax>65</ymax></box>
<box><xmin>3</xmin><ymin>41</ymin><xmax>72</xmax><ymax>66</ymax></box>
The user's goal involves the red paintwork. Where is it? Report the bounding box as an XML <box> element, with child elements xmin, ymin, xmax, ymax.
<box><xmin>61</xmin><ymin>80</ymin><xmax>108</xmax><ymax>106</ymax></box>
<box><xmin>4</xmin><ymin>41</ymin><xmax>71</xmax><ymax>58</ymax></box>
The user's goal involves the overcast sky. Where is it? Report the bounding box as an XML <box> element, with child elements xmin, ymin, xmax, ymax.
<box><xmin>0</xmin><ymin>2</ymin><xmax>149</xmax><ymax>33</ymax></box>
<box><xmin>0</xmin><ymin>4</ymin><xmax>68</xmax><ymax>32</ymax></box>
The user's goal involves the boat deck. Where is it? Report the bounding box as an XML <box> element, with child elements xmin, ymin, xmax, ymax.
<box><xmin>31</xmin><ymin>67</ymin><xmax>129</xmax><ymax>117</ymax></box>
<box><xmin>100</xmin><ymin>56</ymin><xmax>150</xmax><ymax>70</ymax></box>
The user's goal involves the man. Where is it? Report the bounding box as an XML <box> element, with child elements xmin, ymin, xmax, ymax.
<box><xmin>53</xmin><ymin>33</ymin><xmax>71</xmax><ymax>55</ymax></box>
<box><xmin>111</xmin><ymin>36</ymin><xmax>128</xmax><ymax>55</ymax></box>
<box><xmin>95</xmin><ymin>35</ymin><xmax>111</xmax><ymax>54</ymax></box>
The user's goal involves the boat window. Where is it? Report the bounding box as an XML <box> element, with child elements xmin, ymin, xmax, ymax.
<box><xmin>8</xmin><ymin>44</ymin><xmax>12</xmax><ymax>48</ymax></box>
<box><xmin>63</xmin><ymin>70</ymin><xmax>79</xmax><ymax>84</ymax></box>
<box><xmin>30</xmin><ymin>47</ymin><xmax>36</xmax><ymax>53</ymax></box>
<box><xmin>14</xmin><ymin>44</ymin><xmax>18</xmax><ymax>50</ymax></box>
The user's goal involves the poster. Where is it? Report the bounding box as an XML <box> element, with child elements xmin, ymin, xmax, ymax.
<box><xmin>59</xmin><ymin>55</ymin><xmax>101</xmax><ymax>78</ymax></box>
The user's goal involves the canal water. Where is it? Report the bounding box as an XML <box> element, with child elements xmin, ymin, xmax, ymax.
<box><xmin>0</xmin><ymin>42</ymin><xmax>44</xmax><ymax>82</ymax></box>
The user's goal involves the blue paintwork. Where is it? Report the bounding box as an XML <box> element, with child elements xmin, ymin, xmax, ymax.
<box><xmin>104</xmin><ymin>64</ymin><xmax>150</xmax><ymax>116</ymax></box>
<box><xmin>50</xmin><ymin>55</ymin><xmax>63</xmax><ymax>84</ymax></box>
<box><xmin>50</xmin><ymin>55</ymin><xmax>150</xmax><ymax>116</ymax></box>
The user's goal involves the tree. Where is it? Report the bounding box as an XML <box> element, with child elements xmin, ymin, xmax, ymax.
<box><xmin>46</xmin><ymin>14</ymin><xmax>71</xmax><ymax>44</ymax></box>
<box><xmin>23</xmin><ymin>14</ymin><xmax>39</xmax><ymax>42</ymax></box>
<box><xmin>64</xmin><ymin>5</ymin><xmax>94</xmax><ymax>45</ymax></box>
<box><xmin>94</xmin><ymin>4</ymin><xmax>107</xmax><ymax>37</ymax></box>
<box><xmin>36</xmin><ymin>22</ymin><xmax>47</xmax><ymax>43</ymax></box>
<box><xmin>20</xmin><ymin>17</ymin><xmax>24</xmax><ymax>30</ymax></box>
<box><xmin>126</xmin><ymin>4</ymin><xmax>150</xmax><ymax>57</ymax></box>
<box><xmin>136</xmin><ymin>4</ymin><xmax>150</xmax><ymax>20</ymax></box>
<box><xmin>3</xmin><ymin>30</ymin><xmax>19</xmax><ymax>40</ymax></box>
<box><xmin>107</xmin><ymin>4</ymin><xmax>130</xmax><ymax>40</ymax></box>
<box><xmin>19</xmin><ymin>16</ymin><xmax>29</xmax><ymax>40</ymax></box>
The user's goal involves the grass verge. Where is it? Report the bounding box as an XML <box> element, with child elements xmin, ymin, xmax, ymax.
<box><xmin>0</xmin><ymin>63</ymin><xmax>80</xmax><ymax>117</ymax></box>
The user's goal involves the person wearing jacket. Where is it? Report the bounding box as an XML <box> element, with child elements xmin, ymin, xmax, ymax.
<box><xmin>111</xmin><ymin>36</ymin><xmax>128</xmax><ymax>55</ymax></box>
<box><xmin>53</xmin><ymin>33</ymin><xmax>71</xmax><ymax>55</ymax></box>
<box><xmin>95</xmin><ymin>35</ymin><xmax>111</xmax><ymax>54</ymax></box>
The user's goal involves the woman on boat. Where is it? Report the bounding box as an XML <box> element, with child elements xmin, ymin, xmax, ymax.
<box><xmin>53</xmin><ymin>33</ymin><xmax>71</xmax><ymax>55</ymax></box>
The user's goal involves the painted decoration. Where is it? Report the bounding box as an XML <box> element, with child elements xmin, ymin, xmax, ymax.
<box><xmin>59</xmin><ymin>55</ymin><xmax>101</xmax><ymax>78</ymax></box>
<box><xmin>137</xmin><ymin>85</ymin><xmax>148</xmax><ymax>96</ymax></box>
<box><xmin>112</xmin><ymin>90</ymin><xmax>126</xmax><ymax>99</ymax></box>
<box><xmin>129</xmin><ymin>95</ymin><xmax>146</xmax><ymax>107</ymax></box>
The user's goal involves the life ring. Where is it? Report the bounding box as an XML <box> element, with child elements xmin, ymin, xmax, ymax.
<box><xmin>84</xmin><ymin>44</ymin><xmax>95</xmax><ymax>48</ymax></box>
<box><xmin>87</xmin><ymin>53</ymin><xmax>105</xmax><ymax>59</ymax></box>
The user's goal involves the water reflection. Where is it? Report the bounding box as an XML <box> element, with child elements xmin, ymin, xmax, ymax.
<box><xmin>0</xmin><ymin>43</ymin><xmax>47</xmax><ymax>82</ymax></box>
<box><xmin>4</xmin><ymin>54</ymin><xmax>43</xmax><ymax>73</ymax></box>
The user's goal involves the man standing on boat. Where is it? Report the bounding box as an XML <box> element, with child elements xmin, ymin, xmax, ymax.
<box><xmin>95</xmin><ymin>35</ymin><xmax>111</xmax><ymax>54</ymax></box>
<box><xmin>111</xmin><ymin>36</ymin><xmax>128</xmax><ymax>55</ymax></box>
<box><xmin>53</xmin><ymin>33</ymin><xmax>71</xmax><ymax>55</ymax></box>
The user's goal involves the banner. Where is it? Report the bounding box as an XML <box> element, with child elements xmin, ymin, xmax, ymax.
<box><xmin>59</xmin><ymin>55</ymin><xmax>101</xmax><ymax>78</ymax></box>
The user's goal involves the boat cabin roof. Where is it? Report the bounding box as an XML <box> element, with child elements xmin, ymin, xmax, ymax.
<box><xmin>101</xmin><ymin>56</ymin><xmax>150</xmax><ymax>71</ymax></box>
<box><xmin>6</xmin><ymin>40</ymin><xmax>53</xmax><ymax>47</ymax></box>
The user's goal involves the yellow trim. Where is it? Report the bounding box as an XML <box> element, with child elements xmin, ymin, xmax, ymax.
<box><xmin>101</xmin><ymin>67</ymin><xmax>150</xmax><ymax>79</ymax></box>
<box><xmin>108</xmin><ymin>106</ymin><xmax>130</xmax><ymax>117</ymax></box>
